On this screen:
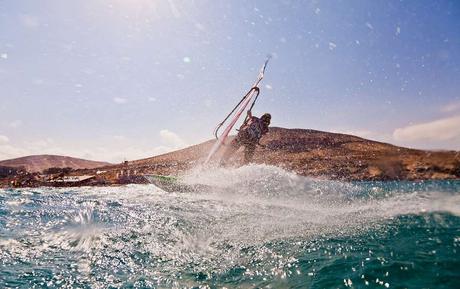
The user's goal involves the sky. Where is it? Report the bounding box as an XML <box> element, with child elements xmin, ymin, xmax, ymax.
<box><xmin>0</xmin><ymin>0</ymin><xmax>459</xmax><ymax>163</ymax></box>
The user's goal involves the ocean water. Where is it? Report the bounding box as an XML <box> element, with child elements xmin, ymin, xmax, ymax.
<box><xmin>1</xmin><ymin>165</ymin><xmax>459</xmax><ymax>289</ymax></box>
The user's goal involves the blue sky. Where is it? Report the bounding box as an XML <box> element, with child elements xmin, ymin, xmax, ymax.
<box><xmin>0</xmin><ymin>0</ymin><xmax>459</xmax><ymax>162</ymax></box>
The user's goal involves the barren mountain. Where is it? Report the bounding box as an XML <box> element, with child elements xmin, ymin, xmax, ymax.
<box><xmin>0</xmin><ymin>155</ymin><xmax>111</xmax><ymax>173</ymax></box>
<box><xmin>3</xmin><ymin>128</ymin><xmax>459</xmax><ymax>188</ymax></box>
<box><xmin>97</xmin><ymin>127</ymin><xmax>460</xmax><ymax>181</ymax></box>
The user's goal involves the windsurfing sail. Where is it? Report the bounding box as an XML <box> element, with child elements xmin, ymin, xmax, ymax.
<box><xmin>204</xmin><ymin>56</ymin><xmax>271</xmax><ymax>164</ymax></box>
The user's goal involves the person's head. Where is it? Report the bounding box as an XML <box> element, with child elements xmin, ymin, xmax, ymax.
<box><xmin>261</xmin><ymin>113</ymin><xmax>271</xmax><ymax>126</ymax></box>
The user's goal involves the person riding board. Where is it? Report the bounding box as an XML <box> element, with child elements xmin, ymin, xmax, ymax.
<box><xmin>222</xmin><ymin>111</ymin><xmax>271</xmax><ymax>164</ymax></box>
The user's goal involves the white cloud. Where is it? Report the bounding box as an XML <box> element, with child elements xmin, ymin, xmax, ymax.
<box><xmin>441</xmin><ymin>101</ymin><xmax>460</xmax><ymax>113</ymax></box>
<box><xmin>0</xmin><ymin>135</ymin><xmax>10</xmax><ymax>144</ymax></box>
<box><xmin>0</xmin><ymin>137</ymin><xmax>79</xmax><ymax>161</ymax></box>
<box><xmin>159</xmin><ymin>129</ymin><xmax>186</xmax><ymax>148</ymax></box>
<box><xmin>147</xmin><ymin>97</ymin><xmax>157</xmax><ymax>102</ymax></box>
<box><xmin>0</xmin><ymin>138</ymin><xmax>110</xmax><ymax>163</ymax></box>
<box><xmin>0</xmin><ymin>130</ymin><xmax>191</xmax><ymax>163</ymax></box>
<box><xmin>0</xmin><ymin>53</ymin><xmax>7</xmax><ymax>60</ymax></box>
<box><xmin>0</xmin><ymin>144</ymin><xmax>29</xmax><ymax>161</ymax></box>
<box><xmin>393</xmin><ymin>115</ymin><xmax>460</xmax><ymax>142</ymax></box>
<box><xmin>113</xmin><ymin>97</ymin><xmax>128</xmax><ymax>104</ymax></box>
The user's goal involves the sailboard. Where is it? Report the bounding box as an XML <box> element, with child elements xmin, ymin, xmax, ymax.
<box><xmin>144</xmin><ymin>174</ymin><xmax>211</xmax><ymax>193</ymax></box>
<box><xmin>204</xmin><ymin>56</ymin><xmax>271</xmax><ymax>164</ymax></box>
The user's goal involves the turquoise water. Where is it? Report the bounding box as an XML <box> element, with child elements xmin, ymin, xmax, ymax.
<box><xmin>1</xmin><ymin>165</ymin><xmax>459</xmax><ymax>288</ymax></box>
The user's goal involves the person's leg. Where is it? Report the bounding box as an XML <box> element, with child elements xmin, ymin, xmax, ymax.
<box><xmin>243</xmin><ymin>143</ymin><xmax>256</xmax><ymax>163</ymax></box>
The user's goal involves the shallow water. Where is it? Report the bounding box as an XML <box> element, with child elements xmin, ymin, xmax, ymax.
<box><xmin>1</xmin><ymin>165</ymin><xmax>459</xmax><ymax>288</ymax></box>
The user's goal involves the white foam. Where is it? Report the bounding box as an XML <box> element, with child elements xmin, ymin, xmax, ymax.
<box><xmin>0</xmin><ymin>168</ymin><xmax>458</xmax><ymax>286</ymax></box>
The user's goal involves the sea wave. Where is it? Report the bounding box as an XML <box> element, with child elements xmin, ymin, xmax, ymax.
<box><xmin>1</xmin><ymin>165</ymin><xmax>459</xmax><ymax>288</ymax></box>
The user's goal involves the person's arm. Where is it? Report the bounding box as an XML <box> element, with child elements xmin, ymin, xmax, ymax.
<box><xmin>247</xmin><ymin>110</ymin><xmax>252</xmax><ymax>118</ymax></box>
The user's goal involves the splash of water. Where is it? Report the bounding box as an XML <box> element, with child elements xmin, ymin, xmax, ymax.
<box><xmin>1</xmin><ymin>165</ymin><xmax>459</xmax><ymax>288</ymax></box>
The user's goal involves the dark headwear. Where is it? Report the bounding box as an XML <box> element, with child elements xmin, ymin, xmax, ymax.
<box><xmin>261</xmin><ymin>113</ymin><xmax>271</xmax><ymax>123</ymax></box>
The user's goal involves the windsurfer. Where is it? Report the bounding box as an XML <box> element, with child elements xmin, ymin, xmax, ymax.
<box><xmin>221</xmin><ymin>112</ymin><xmax>271</xmax><ymax>164</ymax></box>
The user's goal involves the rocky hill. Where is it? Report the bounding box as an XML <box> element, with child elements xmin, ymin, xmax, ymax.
<box><xmin>0</xmin><ymin>155</ymin><xmax>111</xmax><ymax>173</ymax></box>
<box><xmin>94</xmin><ymin>127</ymin><xmax>460</xmax><ymax>182</ymax></box>
<box><xmin>2</xmin><ymin>128</ymin><xmax>459</xmax><ymax>187</ymax></box>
